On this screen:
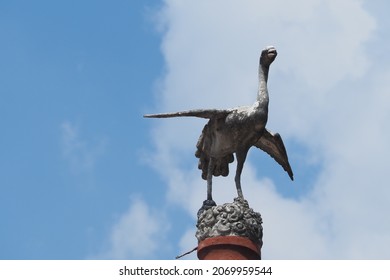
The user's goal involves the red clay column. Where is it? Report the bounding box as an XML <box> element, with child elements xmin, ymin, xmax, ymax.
<box><xmin>197</xmin><ymin>235</ymin><xmax>261</xmax><ymax>260</ymax></box>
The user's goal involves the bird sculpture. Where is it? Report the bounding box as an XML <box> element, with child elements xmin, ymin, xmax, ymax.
<box><xmin>145</xmin><ymin>46</ymin><xmax>293</xmax><ymax>206</ymax></box>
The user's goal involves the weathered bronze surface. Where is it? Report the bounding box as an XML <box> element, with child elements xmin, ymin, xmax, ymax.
<box><xmin>145</xmin><ymin>46</ymin><xmax>293</xmax><ymax>206</ymax></box>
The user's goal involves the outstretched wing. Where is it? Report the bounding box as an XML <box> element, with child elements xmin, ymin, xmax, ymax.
<box><xmin>254</xmin><ymin>128</ymin><xmax>294</xmax><ymax>180</ymax></box>
<box><xmin>144</xmin><ymin>108</ymin><xmax>232</xmax><ymax>119</ymax></box>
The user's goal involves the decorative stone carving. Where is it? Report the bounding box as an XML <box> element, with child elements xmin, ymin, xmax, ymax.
<box><xmin>196</xmin><ymin>197</ymin><xmax>263</xmax><ymax>247</ymax></box>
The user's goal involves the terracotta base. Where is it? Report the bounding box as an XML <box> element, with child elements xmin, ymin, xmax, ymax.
<box><xmin>197</xmin><ymin>236</ymin><xmax>261</xmax><ymax>260</ymax></box>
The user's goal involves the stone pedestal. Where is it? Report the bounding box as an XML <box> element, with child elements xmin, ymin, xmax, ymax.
<box><xmin>196</xmin><ymin>197</ymin><xmax>263</xmax><ymax>260</ymax></box>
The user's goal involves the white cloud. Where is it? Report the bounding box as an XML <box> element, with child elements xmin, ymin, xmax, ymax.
<box><xmin>61</xmin><ymin>121</ymin><xmax>106</xmax><ymax>174</ymax></box>
<box><xmin>147</xmin><ymin>0</ymin><xmax>390</xmax><ymax>259</ymax></box>
<box><xmin>98</xmin><ymin>197</ymin><xmax>170</xmax><ymax>259</ymax></box>
<box><xmin>177</xmin><ymin>228</ymin><xmax>198</xmax><ymax>260</ymax></box>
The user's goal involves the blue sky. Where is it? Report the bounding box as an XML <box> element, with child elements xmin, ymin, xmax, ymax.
<box><xmin>0</xmin><ymin>0</ymin><xmax>168</xmax><ymax>259</ymax></box>
<box><xmin>1</xmin><ymin>0</ymin><xmax>390</xmax><ymax>260</ymax></box>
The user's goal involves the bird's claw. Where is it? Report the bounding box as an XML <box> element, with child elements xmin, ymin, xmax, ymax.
<box><xmin>197</xmin><ymin>199</ymin><xmax>217</xmax><ymax>219</ymax></box>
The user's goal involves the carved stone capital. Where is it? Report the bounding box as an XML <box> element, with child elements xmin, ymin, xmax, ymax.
<box><xmin>196</xmin><ymin>197</ymin><xmax>263</xmax><ymax>247</ymax></box>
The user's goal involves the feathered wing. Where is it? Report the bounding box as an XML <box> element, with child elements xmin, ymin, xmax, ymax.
<box><xmin>144</xmin><ymin>108</ymin><xmax>232</xmax><ymax>119</ymax></box>
<box><xmin>254</xmin><ymin>128</ymin><xmax>294</xmax><ymax>180</ymax></box>
<box><xmin>144</xmin><ymin>108</ymin><xmax>235</xmax><ymax>180</ymax></box>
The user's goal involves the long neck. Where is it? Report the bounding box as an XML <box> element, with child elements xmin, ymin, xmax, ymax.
<box><xmin>257</xmin><ymin>63</ymin><xmax>270</xmax><ymax>105</ymax></box>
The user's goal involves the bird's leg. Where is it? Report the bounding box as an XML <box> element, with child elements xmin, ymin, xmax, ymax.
<box><xmin>198</xmin><ymin>157</ymin><xmax>216</xmax><ymax>216</ymax></box>
<box><xmin>197</xmin><ymin>157</ymin><xmax>217</xmax><ymax>218</ymax></box>
<box><xmin>206</xmin><ymin>157</ymin><xmax>214</xmax><ymax>201</ymax></box>
<box><xmin>235</xmin><ymin>150</ymin><xmax>248</xmax><ymax>199</ymax></box>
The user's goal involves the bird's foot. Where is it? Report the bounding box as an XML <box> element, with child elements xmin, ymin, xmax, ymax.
<box><xmin>203</xmin><ymin>199</ymin><xmax>217</xmax><ymax>207</ymax></box>
<box><xmin>197</xmin><ymin>199</ymin><xmax>217</xmax><ymax>219</ymax></box>
<box><xmin>233</xmin><ymin>196</ymin><xmax>249</xmax><ymax>207</ymax></box>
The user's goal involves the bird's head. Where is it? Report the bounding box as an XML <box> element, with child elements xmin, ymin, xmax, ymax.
<box><xmin>260</xmin><ymin>46</ymin><xmax>277</xmax><ymax>67</ymax></box>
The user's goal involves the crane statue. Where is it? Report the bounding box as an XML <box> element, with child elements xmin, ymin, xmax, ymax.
<box><xmin>145</xmin><ymin>46</ymin><xmax>293</xmax><ymax>207</ymax></box>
